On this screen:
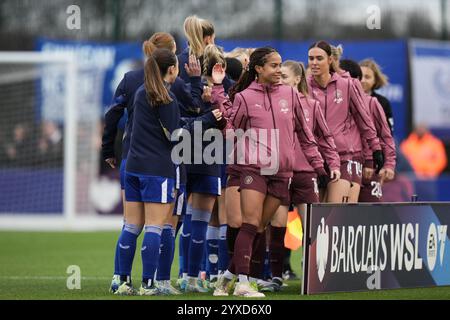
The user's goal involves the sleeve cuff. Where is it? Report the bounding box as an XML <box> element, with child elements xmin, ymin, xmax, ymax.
<box><xmin>189</xmin><ymin>76</ymin><xmax>202</xmax><ymax>81</ymax></box>
<box><xmin>315</xmin><ymin>167</ymin><xmax>327</xmax><ymax>176</ymax></box>
<box><xmin>329</xmin><ymin>166</ymin><xmax>340</xmax><ymax>172</ymax></box>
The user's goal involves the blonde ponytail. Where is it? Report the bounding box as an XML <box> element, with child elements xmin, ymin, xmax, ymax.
<box><xmin>203</xmin><ymin>44</ymin><xmax>226</xmax><ymax>76</ymax></box>
<box><xmin>330</xmin><ymin>44</ymin><xmax>344</xmax><ymax>73</ymax></box>
<box><xmin>184</xmin><ymin>15</ymin><xmax>215</xmax><ymax>58</ymax></box>
<box><xmin>184</xmin><ymin>16</ymin><xmax>205</xmax><ymax>58</ymax></box>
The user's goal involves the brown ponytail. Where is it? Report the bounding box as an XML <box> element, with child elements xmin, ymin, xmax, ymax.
<box><xmin>143</xmin><ymin>32</ymin><xmax>176</xmax><ymax>58</ymax></box>
<box><xmin>297</xmin><ymin>62</ymin><xmax>309</xmax><ymax>96</ymax></box>
<box><xmin>144</xmin><ymin>48</ymin><xmax>177</xmax><ymax>106</ymax></box>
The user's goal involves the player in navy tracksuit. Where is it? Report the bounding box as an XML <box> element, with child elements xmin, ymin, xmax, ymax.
<box><xmin>102</xmin><ymin>68</ymin><xmax>144</xmax><ymax>295</ymax></box>
<box><xmin>103</xmin><ymin>33</ymin><xmax>178</xmax><ymax>294</ymax></box>
<box><xmin>102</xmin><ymin>33</ymin><xmax>221</xmax><ymax>295</ymax></box>
<box><xmin>120</xmin><ymin>48</ymin><xmax>181</xmax><ymax>296</ymax></box>
<box><xmin>175</xmin><ymin>16</ymin><xmax>235</xmax><ymax>292</ymax></box>
<box><xmin>199</xmin><ymin>44</ymin><xmax>235</xmax><ymax>287</ymax></box>
<box><xmin>114</xmin><ymin>48</ymin><xmax>224</xmax><ymax>296</ymax></box>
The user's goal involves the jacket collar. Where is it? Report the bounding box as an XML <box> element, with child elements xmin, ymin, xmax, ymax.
<box><xmin>338</xmin><ymin>70</ymin><xmax>351</xmax><ymax>79</ymax></box>
<box><xmin>308</xmin><ymin>72</ymin><xmax>340</xmax><ymax>89</ymax></box>
<box><xmin>247</xmin><ymin>80</ymin><xmax>282</xmax><ymax>93</ymax></box>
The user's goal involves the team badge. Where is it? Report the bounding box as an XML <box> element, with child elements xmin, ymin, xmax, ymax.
<box><xmin>334</xmin><ymin>89</ymin><xmax>343</xmax><ymax>104</ymax></box>
<box><xmin>279</xmin><ymin>99</ymin><xmax>289</xmax><ymax>114</ymax></box>
<box><xmin>244</xmin><ymin>176</ymin><xmax>253</xmax><ymax>185</ymax></box>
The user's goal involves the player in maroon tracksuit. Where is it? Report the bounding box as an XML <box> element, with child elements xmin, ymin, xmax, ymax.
<box><xmin>337</xmin><ymin>59</ymin><xmax>396</xmax><ymax>202</ymax></box>
<box><xmin>307</xmin><ymin>41</ymin><xmax>383</xmax><ymax>203</ymax></box>
<box><xmin>330</xmin><ymin>44</ymin><xmax>383</xmax><ymax>202</ymax></box>
<box><xmin>211</xmin><ymin>47</ymin><xmax>328</xmax><ymax>297</ymax></box>
<box><xmin>265</xmin><ymin>61</ymin><xmax>340</xmax><ymax>290</ymax></box>
<box><xmin>359</xmin><ymin>94</ymin><xmax>396</xmax><ymax>201</ymax></box>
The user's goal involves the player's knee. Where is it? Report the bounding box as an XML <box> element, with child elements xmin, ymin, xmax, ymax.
<box><xmin>242</xmin><ymin>216</ymin><xmax>261</xmax><ymax>228</ymax></box>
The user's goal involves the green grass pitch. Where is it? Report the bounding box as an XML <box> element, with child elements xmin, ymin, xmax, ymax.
<box><xmin>1</xmin><ymin>231</ymin><xmax>450</xmax><ymax>300</ymax></box>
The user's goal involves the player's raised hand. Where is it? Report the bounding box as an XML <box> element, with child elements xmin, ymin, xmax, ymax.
<box><xmin>185</xmin><ymin>54</ymin><xmax>201</xmax><ymax>77</ymax></box>
<box><xmin>212</xmin><ymin>63</ymin><xmax>226</xmax><ymax>85</ymax></box>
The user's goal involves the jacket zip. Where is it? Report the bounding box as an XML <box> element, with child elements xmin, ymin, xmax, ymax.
<box><xmin>266</xmin><ymin>86</ymin><xmax>277</xmax><ymax>130</ymax></box>
<box><xmin>266</xmin><ymin>86</ymin><xmax>281</xmax><ymax>168</ymax></box>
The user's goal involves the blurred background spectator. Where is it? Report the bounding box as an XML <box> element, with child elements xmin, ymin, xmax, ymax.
<box><xmin>37</xmin><ymin>121</ymin><xmax>63</xmax><ymax>167</ymax></box>
<box><xmin>399</xmin><ymin>124</ymin><xmax>448</xmax><ymax>201</ymax></box>
<box><xmin>401</xmin><ymin>124</ymin><xmax>448</xmax><ymax>179</ymax></box>
<box><xmin>4</xmin><ymin>123</ymin><xmax>36</xmax><ymax>167</ymax></box>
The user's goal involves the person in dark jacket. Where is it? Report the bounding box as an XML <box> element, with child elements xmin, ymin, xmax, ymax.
<box><xmin>103</xmin><ymin>33</ymin><xmax>222</xmax><ymax>296</ymax></box>
<box><xmin>176</xmin><ymin>16</ymin><xmax>231</xmax><ymax>294</ymax></box>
